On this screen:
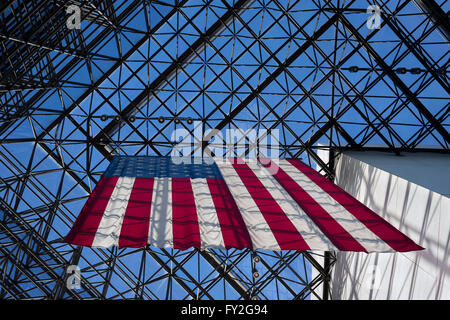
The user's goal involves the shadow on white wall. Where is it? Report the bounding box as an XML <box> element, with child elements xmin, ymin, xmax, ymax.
<box><xmin>331</xmin><ymin>153</ymin><xmax>450</xmax><ymax>300</ymax></box>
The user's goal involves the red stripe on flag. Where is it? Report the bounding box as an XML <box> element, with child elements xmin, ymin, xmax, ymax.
<box><xmin>230</xmin><ymin>159</ymin><xmax>310</xmax><ymax>250</ymax></box>
<box><xmin>64</xmin><ymin>176</ymin><xmax>118</xmax><ymax>247</ymax></box>
<box><xmin>172</xmin><ymin>178</ymin><xmax>201</xmax><ymax>250</ymax></box>
<box><xmin>287</xmin><ymin>159</ymin><xmax>424</xmax><ymax>252</ymax></box>
<box><xmin>207</xmin><ymin>178</ymin><xmax>253</xmax><ymax>249</ymax></box>
<box><xmin>118</xmin><ymin>177</ymin><xmax>154</xmax><ymax>248</ymax></box>
<box><xmin>260</xmin><ymin>160</ymin><xmax>367</xmax><ymax>252</ymax></box>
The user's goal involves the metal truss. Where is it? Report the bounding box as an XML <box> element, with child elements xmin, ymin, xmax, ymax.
<box><xmin>0</xmin><ymin>0</ymin><xmax>448</xmax><ymax>300</ymax></box>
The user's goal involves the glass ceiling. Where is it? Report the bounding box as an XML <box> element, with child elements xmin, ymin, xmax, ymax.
<box><xmin>0</xmin><ymin>0</ymin><xmax>448</xmax><ymax>299</ymax></box>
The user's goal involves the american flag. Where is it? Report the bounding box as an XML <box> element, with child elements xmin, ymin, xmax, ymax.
<box><xmin>64</xmin><ymin>156</ymin><xmax>423</xmax><ymax>252</ymax></box>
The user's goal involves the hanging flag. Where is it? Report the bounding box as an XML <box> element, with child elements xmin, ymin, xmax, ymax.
<box><xmin>64</xmin><ymin>156</ymin><xmax>423</xmax><ymax>252</ymax></box>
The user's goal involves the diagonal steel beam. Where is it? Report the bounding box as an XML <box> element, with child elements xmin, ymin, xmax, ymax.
<box><xmin>93</xmin><ymin>0</ymin><xmax>254</xmax><ymax>159</ymax></box>
<box><xmin>226</xmin><ymin>1</ymin><xmax>358</xmax><ymax>154</ymax></box>
<box><xmin>339</xmin><ymin>14</ymin><xmax>450</xmax><ymax>146</ymax></box>
<box><xmin>202</xmin><ymin>13</ymin><xmax>339</xmax><ymax>141</ymax></box>
<box><xmin>0</xmin><ymin>0</ymin><xmax>16</xmax><ymax>15</ymax></box>
<box><xmin>199</xmin><ymin>249</ymin><xmax>252</xmax><ymax>299</ymax></box>
<box><xmin>373</xmin><ymin>0</ymin><xmax>449</xmax><ymax>93</ymax></box>
<box><xmin>144</xmin><ymin>248</ymin><xmax>201</xmax><ymax>300</ymax></box>
<box><xmin>199</xmin><ymin>14</ymin><xmax>340</xmax><ymax>176</ymax></box>
<box><xmin>412</xmin><ymin>0</ymin><xmax>450</xmax><ymax>42</ymax></box>
<box><xmin>31</xmin><ymin>0</ymin><xmax>188</xmax><ymax>143</ymax></box>
<box><xmin>0</xmin><ymin>198</ymin><xmax>102</xmax><ymax>299</ymax></box>
<box><xmin>0</xmin><ymin>0</ymin><xmax>144</xmax><ymax>136</ymax></box>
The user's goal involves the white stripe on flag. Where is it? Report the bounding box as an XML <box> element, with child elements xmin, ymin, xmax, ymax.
<box><xmin>148</xmin><ymin>177</ymin><xmax>173</xmax><ymax>248</ymax></box>
<box><xmin>191</xmin><ymin>178</ymin><xmax>226</xmax><ymax>249</ymax></box>
<box><xmin>278</xmin><ymin>160</ymin><xmax>392</xmax><ymax>252</ymax></box>
<box><xmin>92</xmin><ymin>176</ymin><xmax>135</xmax><ymax>248</ymax></box>
<box><xmin>246</xmin><ymin>160</ymin><xmax>337</xmax><ymax>251</ymax></box>
<box><xmin>215</xmin><ymin>159</ymin><xmax>280</xmax><ymax>251</ymax></box>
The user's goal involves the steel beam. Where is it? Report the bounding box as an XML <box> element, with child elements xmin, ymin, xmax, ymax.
<box><xmin>0</xmin><ymin>0</ymin><xmax>142</xmax><ymax>136</ymax></box>
<box><xmin>199</xmin><ymin>249</ymin><xmax>252</xmax><ymax>300</ymax></box>
<box><xmin>0</xmin><ymin>199</ymin><xmax>102</xmax><ymax>299</ymax></box>
<box><xmin>199</xmin><ymin>14</ymin><xmax>340</xmax><ymax>177</ymax></box>
<box><xmin>93</xmin><ymin>0</ymin><xmax>254</xmax><ymax>159</ymax></box>
<box><xmin>373</xmin><ymin>0</ymin><xmax>449</xmax><ymax>94</ymax></box>
<box><xmin>339</xmin><ymin>14</ymin><xmax>450</xmax><ymax>146</ymax></box>
<box><xmin>31</xmin><ymin>0</ymin><xmax>188</xmax><ymax>143</ymax></box>
<box><xmin>413</xmin><ymin>0</ymin><xmax>450</xmax><ymax>42</ymax></box>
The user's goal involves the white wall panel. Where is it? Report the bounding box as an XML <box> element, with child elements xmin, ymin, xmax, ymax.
<box><xmin>330</xmin><ymin>152</ymin><xmax>450</xmax><ymax>300</ymax></box>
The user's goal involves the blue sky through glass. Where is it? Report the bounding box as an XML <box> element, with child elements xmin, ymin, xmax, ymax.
<box><xmin>0</xmin><ymin>0</ymin><xmax>448</xmax><ymax>299</ymax></box>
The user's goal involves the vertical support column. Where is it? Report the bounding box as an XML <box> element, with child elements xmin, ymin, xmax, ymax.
<box><xmin>322</xmin><ymin>148</ymin><xmax>336</xmax><ymax>300</ymax></box>
<box><xmin>322</xmin><ymin>252</ymin><xmax>331</xmax><ymax>300</ymax></box>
